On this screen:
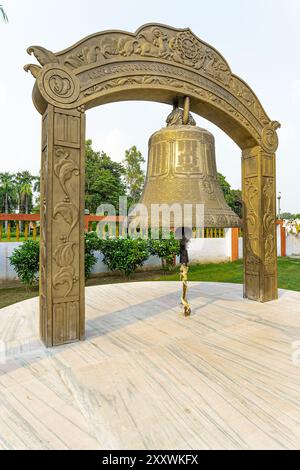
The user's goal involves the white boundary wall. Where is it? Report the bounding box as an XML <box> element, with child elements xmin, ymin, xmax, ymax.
<box><xmin>0</xmin><ymin>230</ymin><xmax>236</xmax><ymax>282</ymax></box>
<box><xmin>186</xmin><ymin>229</ymin><xmax>232</xmax><ymax>263</ymax></box>
<box><xmin>0</xmin><ymin>242</ymin><xmax>22</xmax><ymax>283</ymax></box>
<box><xmin>286</xmin><ymin>233</ymin><xmax>300</xmax><ymax>257</ymax></box>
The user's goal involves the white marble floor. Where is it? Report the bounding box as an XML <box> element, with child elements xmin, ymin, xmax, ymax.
<box><xmin>0</xmin><ymin>282</ymin><xmax>300</xmax><ymax>450</ymax></box>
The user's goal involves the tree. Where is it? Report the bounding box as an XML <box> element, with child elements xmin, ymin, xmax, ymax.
<box><xmin>15</xmin><ymin>171</ymin><xmax>36</xmax><ymax>214</ymax></box>
<box><xmin>227</xmin><ymin>189</ymin><xmax>243</xmax><ymax>219</ymax></box>
<box><xmin>123</xmin><ymin>146</ymin><xmax>145</xmax><ymax>206</ymax></box>
<box><xmin>32</xmin><ymin>175</ymin><xmax>40</xmax><ymax>213</ymax></box>
<box><xmin>0</xmin><ymin>4</ymin><xmax>8</xmax><ymax>22</ymax></box>
<box><xmin>0</xmin><ymin>172</ymin><xmax>17</xmax><ymax>231</ymax></box>
<box><xmin>0</xmin><ymin>172</ymin><xmax>17</xmax><ymax>213</ymax></box>
<box><xmin>20</xmin><ymin>182</ymin><xmax>33</xmax><ymax>214</ymax></box>
<box><xmin>217</xmin><ymin>172</ymin><xmax>232</xmax><ymax>200</ymax></box>
<box><xmin>33</xmin><ymin>175</ymin><xmax>40</xmax><ymax>193</ymax></box>
<box><xmin>217</xmin><ymin>173</ymin><xmax>242</xmax><ymax>218</ymax></box>
<box><xmin>85</xmin><ymin>139</ymin><xmax>126</xmax><ymax>214</ymax></box>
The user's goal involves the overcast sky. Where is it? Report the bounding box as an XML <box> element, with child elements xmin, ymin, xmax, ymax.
<box><xmin>0</xmin><ymin>0</ymin><xmax>299</xmax><ymax>212</ymax></box>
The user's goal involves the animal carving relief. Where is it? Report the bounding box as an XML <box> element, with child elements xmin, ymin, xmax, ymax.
<box><xmin>69</xmin><ymin>27</ymin><xmax>231</xmax><ymax>88</ymax></box>
<box><xmin>28</xmin><ymin>26</ymin><xmax>232</xmax><ymax>87</ymax></box>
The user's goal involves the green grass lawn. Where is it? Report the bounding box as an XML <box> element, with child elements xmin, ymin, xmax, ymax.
<box><xmin>158</xmin><ymin>259</ymin><xmax>244</xmax><ymax>283</ymax></box>
<box><xmin>158</xmin><ymin>257</ymin><xmax>300</xmax><ymax>292</ymax></box>
<box><xmin>0</xmin><ymin>285</ymin><xmax>39</xmax><ymax>309</ymax></box>
<box><xmin>0</xmin><ymin>257</ymin><xmax>299</xmax><ymax>309</ymax></box>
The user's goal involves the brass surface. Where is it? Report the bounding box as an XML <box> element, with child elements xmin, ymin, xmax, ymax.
<box><xmin>137</xmin><ymin>109</ymin><xmax>241</xmax><ymax>228</ymax></box>
<box><xmin>25</xmin><ymin>23</ymin><xmax>280</xmax><ymax>346</ymax></box>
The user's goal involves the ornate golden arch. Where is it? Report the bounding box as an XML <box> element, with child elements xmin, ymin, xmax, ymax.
<box><xmin>25</xmin><ymin>24</ymin><xmax>280</xmax><ymax>346</ymax></box>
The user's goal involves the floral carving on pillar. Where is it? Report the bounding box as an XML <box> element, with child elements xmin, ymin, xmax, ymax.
<box><xmin>53</xmin><ymin>147</ymin><xmax>80</xmax><ymax>297</ymax></box>
<box><xmin>263</xmin><ymin>177</ymin><xmax>276</xmax><ymax>267</ymax></box>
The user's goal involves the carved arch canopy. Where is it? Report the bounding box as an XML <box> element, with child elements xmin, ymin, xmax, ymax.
<box><xmin>25</xmin><ymin>23</ymin><xmax>279</xmax><ymax>152</ymax></box>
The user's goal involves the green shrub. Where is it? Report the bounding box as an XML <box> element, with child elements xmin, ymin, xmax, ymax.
<box><xmin>99</xmin><ymin>237</ymin><xmax>149</xmax><ymax>277</ymax></box>
<box><xmin>85</xmin><ymin>231</ymin><xmax>101</xmax><ymax>279</ymax></box>
<box><xmin>9</xmin><ymin>232</ymin><xmax>102</xmax><ymax>287</ymax></box>
<box><xmin>9</xmin><ymin>240</ymin><xmax>40</xmax><ymax>289</ymax></box>
<box><xmin>148</xmin><ymin>231</ymin><xmax>180</xmax><ymax>271</ymax></box>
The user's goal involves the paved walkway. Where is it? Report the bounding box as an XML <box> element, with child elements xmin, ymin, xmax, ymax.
<box><xmin>0</xmin><ymin>282</ymin><xmax>300</xmax><ymax>449</ymax></box>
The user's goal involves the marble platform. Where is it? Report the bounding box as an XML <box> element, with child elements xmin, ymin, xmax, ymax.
<box><xmin>0</xmin><ymin>281</ymin><xmax>300</xmax><ymax>450</ymax></box>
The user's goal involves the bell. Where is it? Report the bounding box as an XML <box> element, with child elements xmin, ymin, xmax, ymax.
<box><xmin>130</xmin><ymin>106</ymin><xmax>241</xmax><ymax>230</ymax></box>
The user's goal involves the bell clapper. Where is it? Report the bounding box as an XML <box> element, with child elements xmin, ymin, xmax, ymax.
<box><xmin>180</xmin><ymin>264</ymin><xmax>191</xmax><ymax>317</ymax></box>
<box><xmin>179</xmin><ymin>229</ymin><xmax>191</xmax><ymax>316</ymax></box>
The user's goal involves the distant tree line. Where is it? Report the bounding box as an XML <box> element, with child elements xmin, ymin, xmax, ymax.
<box><xmin>280</xmin><ymin>212</ymin><xmax>300</xmax><ymax>220</ymax></box>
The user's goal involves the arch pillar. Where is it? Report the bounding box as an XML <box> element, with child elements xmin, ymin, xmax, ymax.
<box><xmin>242</xmin><ymin>146</ymin><xmax>277</xmax><ymax>302</ymax></box>
<box><xmin>40</xmin><ymin>105</ymin><xmax>85</xmax><ymax>346</ymax></box>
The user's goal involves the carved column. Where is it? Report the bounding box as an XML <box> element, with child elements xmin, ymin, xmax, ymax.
<box><xmin>242</xmin><ymin>145</ymin><xmax>277</xmax><ymax>302</ymax></box>
<box><xmin>40</xmin><ymin>105</ymin><xmax>85</xmax><ymax>346</ymax></box>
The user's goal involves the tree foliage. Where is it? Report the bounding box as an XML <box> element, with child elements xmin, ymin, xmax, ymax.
<box><xmin>123</xmin><ymin>145</ymin><xmax>145</xmax><ymax>205</ymax></box>
<box><xmin>85</xmin><ymin>139</ymin><xmax>126</xmax><ymax>214</ymax></box>
<box><xmin>0</xmin><ymin>171</ymin><xmax>40</xmax><ymax>215</ymax></box>
<box><xmin>281</xmin><ymin>212</ymin><xmax>300</xmax><ymax>220</ymax></box>
<box><xmin>0</xmin><ymin>172</ymin><xmax>17</xmax><ymax>213</ymax></box>
<box><xmin>217</xmin><ymin>173</ymin><xmax>242</xmax><ymax>218</ymax></box>
<box><xmin>15</xmin><ymin>171</ymin><xmax>37</xmax><ymax>214</ymax></box>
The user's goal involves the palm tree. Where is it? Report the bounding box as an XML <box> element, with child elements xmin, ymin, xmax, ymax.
<box><xmin>20</xmin><ymin>182</ymin><xmax>33</xmax><ymax>215</ymax></box>
<box><xmin>15</xmin><ymin>171</ymin><xmax>34</xmax><ymax>213</ymax></box>
<box><xmin>15</xmin><ymin>171</ymin><xmax>35</xmax><ymax>231</ymax></box>
<box><xmin>0</xmin><ymin>4</ymin><xmax>8</xmax><ymax>23</ymax></box>
<box><xmin>33</xmin><ymin>175</ymin><xmax>40</xmax><ymax>193</ymax></box>
<box><xmin>0</xmin><ymin>172</ymin><xmax>17</xmax><ymax>231</ymax></box>
<box><xmin>32</xmin><ymin>175</ymin><xmax>41</xmax><ymax>213</ymax></box>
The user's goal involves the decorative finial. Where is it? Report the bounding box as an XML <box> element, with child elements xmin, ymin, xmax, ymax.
<box><xmin>24</xmin><ymin>64</ymin><xmax>42</xmax><ymax>78</ymax></box>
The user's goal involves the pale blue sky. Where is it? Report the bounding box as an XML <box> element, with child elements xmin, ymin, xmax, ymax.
<box><xmin>0</xmin><ymin>0</ymin><xmax>299</xmax><ymax>212</ymax></box>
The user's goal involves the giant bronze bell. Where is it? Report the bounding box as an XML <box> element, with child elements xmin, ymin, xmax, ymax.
<box><xmin>135</xmin><ymin>104</ymin><xmax>241</xmax><ymax>229</ymax></box>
